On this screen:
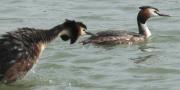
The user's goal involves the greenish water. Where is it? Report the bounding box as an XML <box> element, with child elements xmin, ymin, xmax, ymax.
<box><xmin>0</xmin><ymin>0</ymin><xmax>180</xmax><ymax>90</ymax></box>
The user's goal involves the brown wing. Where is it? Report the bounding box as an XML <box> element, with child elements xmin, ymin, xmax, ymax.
<box><xmin>81</xmin><ymin>30</ymin><xmax>142</xmax><ymax>45</ymax></box>
<box><xmin>82</xmin><ymin>35</ymin><xmax>134</xmax><ymax>45</ymax></box>
<box><xmin>0</xmin><ymin>29</ymin><xmax>43</xmax><ymax>83</ymax></box>
<box><xmin>96</xmin><ymin>30</ymin><xmax>139</xmax><ymax>36</ymax></box>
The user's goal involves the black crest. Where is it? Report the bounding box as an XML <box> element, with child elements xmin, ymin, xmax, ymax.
<box><xmin>139</xmin><ymin>6</ymin><xmax>159</xmax><ymax>11</ymax></box>
<box><xmin>77</xmin><ymin>22</ymin><xmax>87</xmax><ymax>30</ymax></box>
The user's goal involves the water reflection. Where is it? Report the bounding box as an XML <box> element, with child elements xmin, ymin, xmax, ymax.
<box><xmin>130</xmin><ymin>55</ymin><xmax>154</xmax><ymax>64</ymax></box>
<box><xmin>138</xmin><ymin>44</ymin><xmax>157</xmax><ymax>52</ymax></box>
<box><xmin>130</xmin><ymin>44</ymin><xmax>159</xmax><ymax>64</ymax></box>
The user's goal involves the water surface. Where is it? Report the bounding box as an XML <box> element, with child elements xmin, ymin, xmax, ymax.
<box><xmin>0</xmin><ymin>0</ymin><xmax>180</xmax><ymax>90</ymax></box>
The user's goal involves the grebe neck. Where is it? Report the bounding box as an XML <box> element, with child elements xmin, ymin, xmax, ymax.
<box><xmin>35</xmin><ymin>25</ymin><xmax>64</xmax><ymax>44</ymax></box>
<box><xmin>137</xmin><ymin>13</ymin><xmax>151</xmax><ymax>38</ymax></box>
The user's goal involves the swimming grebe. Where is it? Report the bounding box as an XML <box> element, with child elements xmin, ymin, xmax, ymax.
<box><xmin>81</xmin><ymin>6</ymin><xmax>170</xmax><ymax>45</ymax></box>
<box><xmin>0</xmin><ymin>19</ymin><xmax>93</xmax><ymax>84</ymax></box>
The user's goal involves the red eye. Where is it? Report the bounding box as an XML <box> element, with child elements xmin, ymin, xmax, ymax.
<box><xmin>154</xmin><ymin>11</ymin><xmax>158</xmax><ymax>14</ymax></box>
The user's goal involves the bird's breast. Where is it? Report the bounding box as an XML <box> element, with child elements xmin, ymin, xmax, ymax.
<box><xmin>32</xmin><ymin>42</ymin><xmax>46</xmax><ymax>64</ymax></box>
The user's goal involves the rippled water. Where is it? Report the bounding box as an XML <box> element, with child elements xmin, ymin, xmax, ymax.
<box><xmin>0</xmin><ymin>0</ymin><xmax>180</xmax><ymax>90</ymax></box>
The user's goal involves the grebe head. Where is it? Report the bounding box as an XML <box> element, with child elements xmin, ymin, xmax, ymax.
<box><xmin>138</xmin><ymin>6</ymin><xmax>170</xmax><ymax>23</ymax></box>
<box><xmin>59</xmin><ymin>19</ymin><xmax>93</xmax><ymax>44</ymax></box>
<box><xmin>137</xmin><ymin>6</ymin><xmax>170</xmax><ymax>37</ymax></box>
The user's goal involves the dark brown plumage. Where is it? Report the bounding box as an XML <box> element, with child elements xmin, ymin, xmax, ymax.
<box><xmin>0</xmin><ymin>19</ymin><xmax>89</xmax><ymax>84</ymax></box>
<box><xmin>81</xmin><ymin>30</ymin><xmax>145</xmax><ymax>45</ymax></box>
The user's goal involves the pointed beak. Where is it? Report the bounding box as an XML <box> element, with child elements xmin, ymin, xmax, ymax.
<box><xmin>156</xmin><ymin>12</ymin><xmax>170</xmax><ymax>17</ymax></box>
<box><xmin>85</xmin><ymin>31</ymin><xmax>96</xmax><ymax>36</ymax></box>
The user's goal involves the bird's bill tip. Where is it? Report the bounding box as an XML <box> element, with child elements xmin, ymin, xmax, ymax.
<box><xmin>157</xmin><ymin>12</ymin><xmax>171</xmax><ymax>17</ymax></box>
<box><xmin>85</xmin><ymin>31</ymin><xmax>96</xmax><ymax>36</ymax></box>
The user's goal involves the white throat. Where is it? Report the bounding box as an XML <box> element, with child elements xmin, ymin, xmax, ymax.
<box><xmin>140</xmin><ymin>23</ymin><xmax>151</xmax><ymax>38</ymax></box>
<box><xmin>59</xmin><ymin>30</ymin><xmax>69</xmax><ymax>36</ymax></box>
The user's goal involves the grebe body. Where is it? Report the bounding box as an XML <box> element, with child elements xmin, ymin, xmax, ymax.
<box><xmin>82</xmin><ymin>30</ymin><xmax>145</xmax><ymax>45</ymax></box>
<box><xmin>81</xmin><ymin>6</ymin><xmax>170</xmax><ymax>45</ymax></box>
<box><xmin>0</xmin><ymin>19</ymin><xmax>92</xmax><ymax>83</ymax></box>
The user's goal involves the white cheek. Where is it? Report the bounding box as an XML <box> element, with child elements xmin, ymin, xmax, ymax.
<box><xmin>149</xmin><ymin>9</ymin><xmax>158</xmax><ymax>17</ymax></box>
<box><xmin>80</xmin><ymin>27</ymin><xmax>86</xmax><ymax>35</ymax></box>
<box><xmin>151</xmin><ymin>12</ymin><xmax>158</xmax><ymax>17</ymax></box>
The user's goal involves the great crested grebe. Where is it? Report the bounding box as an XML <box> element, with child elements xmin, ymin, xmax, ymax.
<box><xmin>0</xmin><ymin>19</ymin><xmax>93</xmax><ymax>84</ymax></box>
<box><xmin>81</xmin><ymin>6</ymin><xmax>170</xmax><ymax>45</ymax></box>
